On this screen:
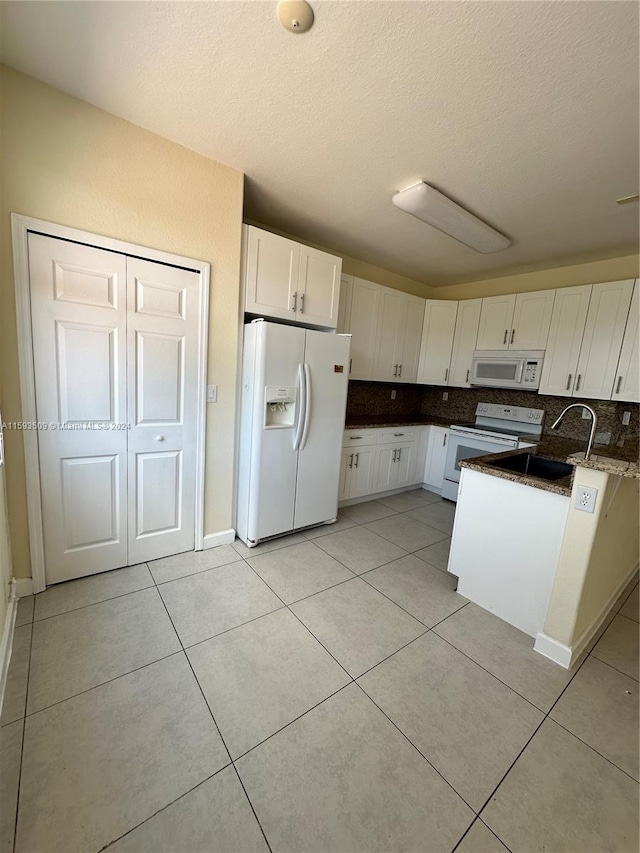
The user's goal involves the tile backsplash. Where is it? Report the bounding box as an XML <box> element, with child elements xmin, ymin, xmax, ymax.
<box><xmin>347</xmin><ymin>381</ymin><xmax>639</xmax><ymax>447</ymax></box>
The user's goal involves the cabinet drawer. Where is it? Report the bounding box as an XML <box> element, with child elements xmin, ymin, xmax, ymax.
<box><xmin>343</xmin><ymin>429</ymin><xmax>378</xmax><ymax>447</ymax></box>
<box><xmin>377</xmin><ymin>428</ymin><xmax>419</xmax><ymax>445</ymax></box>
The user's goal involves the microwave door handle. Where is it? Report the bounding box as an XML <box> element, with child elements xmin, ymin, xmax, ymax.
<box><xmin>517</xmin><ymin>360</ymin><xmax>525</xmax><ymax>383</ymax></box>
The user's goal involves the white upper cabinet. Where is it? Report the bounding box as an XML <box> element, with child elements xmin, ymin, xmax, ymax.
<box><xmin>573</xmin><ymin>279</ymin><xmax>635</xmax><ymax>400</ymax></box>
<box><xmin>476</xmin><ymin>294</ymin><xmax>516</xmax><ymax>350</ymax></box>
<box><xmin>538</xmin><ymin>285</ymin><xmax>592</xmax><ymax>396</ymax></box>
<box><xmin>297</xmin><ymin>245</ymin><xmax>341</xmax><ymax>327</ymax></box>
<box><xmin>449</xmin><ymin>298</ymin><xmax>481</xmax><ymax>387</ymax></box>
<box><xmin>612</xmin><ymin>280</ymin><xmax>639</xmax><ymax>403</ymax></box>
<box><xmin>510</xmin><ymin>289</ymin><xmax>556</xmax><ymax>350</ymax></box>
<box><xmin>337</xmin><ymin>274</ymin><xmax>353</xmax><ymax>334</ymax></box>
<box><xmin>399</xmin><ymin>294</ymin><xmax>427</xmax><ymax>382</ymax></box>
<box><xmin>243</xmin><ymin>225</ymin><xmax>341</xmax><ymax>328</ymax></box>
<box><xmin>244</xmin><ymin>226</ymin><xmax>298</xmax><ymax>321</ymax></box>
<box><xmin>476</xmin><ymin>290</ymin><xmax>555</xmax><ymax>350</ymax></box>
<box><xmin>417</xmin><ymin>300</ymin><xmax>458</xmax><ymax>386</ymax></box>
<box><xmin>348</xmin><ymin>277</ymin><xmax>380</xmax><ymax>379</ymax></box>
<box><xmin>373</xmin><ymin>287</ymin><xmax>405</xmax><ymax>381</ymax></box>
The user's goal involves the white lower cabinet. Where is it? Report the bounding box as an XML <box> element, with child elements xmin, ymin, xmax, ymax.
<box><xmin>423</xmin><ymin>426</ymin><xmax>449</xmax><ymax>490</ymax></box>
<box><xmin>339</xmin><ymin>427</ymin><xmax>427</xmax><ymax>502</ymax></box>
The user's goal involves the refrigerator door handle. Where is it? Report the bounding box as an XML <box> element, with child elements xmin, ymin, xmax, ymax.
<box><xmin>293</xmin><ymin>363</ymin><xmax>306</xmax><ymax>450</ymax></box>
<box><xmin>299</xmin><ymin>363</ymin><xmax>312</xmax><ymax>450</ymax></box>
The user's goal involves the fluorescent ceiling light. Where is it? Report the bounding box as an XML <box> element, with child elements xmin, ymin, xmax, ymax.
<box><xmin>392</xmin><ymin>181</ymin><xmax>511</xmax><ymax>254</ymax></box>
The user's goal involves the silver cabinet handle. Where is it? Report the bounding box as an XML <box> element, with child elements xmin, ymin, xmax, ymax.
<box><xmin>299</xmin><ymin>293</ymin><xmax>305</xmax><ymax>314</ymax></box>
<box><xmin>566</xmin><ymin>374</ymin><xmax>572</xmax><ymax>391</ymax></box>
<box><xmin>397</xmin><ymin>447</ymin><xmax>402</xmax><ymax>461</ymax></box>
<box><xmin>399</xmin><ymin>364</ymin><xmax>402</xmax><ymax>377</ymax></box>
<box><xmin>444</xmin><ymin>368</ymin><xmax>449</xmax><ymax>382</ymax></box>
<box><xmin>443</xmin><ymin>433</ymin><xmax>447</xmax><ymax>447</ymax></box>
<box><xmin>349</xmin><ymin>358</ymin><xmax>352</xmax><ymax>374</ymax></box>
<box><xmin>466</xmin><ymin>369</ymin><xmax>470</xmax><ymax>383</ymax></box>
<box><xmin>616</xmin><ymin>375</ymin><xmax>623</xmax><ymax>394</ymax></box>
<box><xmin>348</xmin><ymin>453</ymin><xmax>353</xmax><ymax>469</ymax></box>
<box><xmin>393</xmin><ymin>433</ymin><xmax>405</xmax><ymax>437</ymax></box>
<box><xmin>510</xmin><ymin>329</ymin><xmax>515</xmax><ymax>345</ymax></box>
<box><xmin>392</xmin><ymin>449</ymin><xmax>397</xmax><ymax>462</ymax></box>
<box><xmin>349</xmin><ymin>436</ymin><xmax>363</xmax><ymax>440</ymax></box>
<box><xmin>354</xmin><ymin>453</ymin><xmax>359</xmax><ymax>468</ymax></box>
<box><xmin>393</xmin><ymin>364</ymin><xmax>398</xmax><ymax>376</ymax></box>
<box><xmin>576</xmin><ymin>374</ymin><xmax>582</xmax><ymax>392</ymax></box>
<box><xmin>503</xmin><ymin>329</ymin><xmax>508</xmax><ymax>345</ymax></box>
<box><xmin>292</xmin><ymin>292</ymin><xmax>298</xmax><ymax>311</ymax></box>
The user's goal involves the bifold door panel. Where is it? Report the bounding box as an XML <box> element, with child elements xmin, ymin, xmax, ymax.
<box><xmin>28</xmin><ymin>234</ymin><xmax>200</xmax><ymax>584</ymax></box>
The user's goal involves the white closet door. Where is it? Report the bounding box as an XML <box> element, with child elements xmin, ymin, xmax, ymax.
<box><xmin>126</xmin><ymin>258</ymin><xmax>201</xmax><ymax>564</ymax></box>
<box><xmin>29</xmin><ymin>233</ymin><xmax>128</xmax><ymax>584</ymax></box>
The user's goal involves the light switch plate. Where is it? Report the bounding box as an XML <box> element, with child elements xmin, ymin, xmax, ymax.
<box><xmin>574</xmin><ymin>485</ymin><xmax>597</xmax><ymax>513</ymax></box>
<box><xmin>391</xmin><ymin>389</ymin><xmax>396</xmax><ymax>400</ymax></box>
<box><xmin>206</xmin><ymin>385</ymin><xmax>217</xmax><ymax>403</ymax></box>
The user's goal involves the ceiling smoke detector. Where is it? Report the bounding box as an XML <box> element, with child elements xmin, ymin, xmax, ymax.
<box><xmin>277</xmin><ymin>0</ymin><xmax>314</xmax><ymax>33</ymax></box>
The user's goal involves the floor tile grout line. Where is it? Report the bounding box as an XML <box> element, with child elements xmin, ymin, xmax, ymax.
<box><xmin>451</xmin><ymin>815</ymin><xmax>513</xmax><ymax>853</ymax></box>
<box><xmin>478</xmin><ymin>816</ymin><xmax>514</xmax><ymax>853</ymax></box>
<box><xmin>21</xmin><ymin>649</ymin><xmax>184</xmax><ymax>721</ymax></box>
<box><xmin>30</xmin><ymin>581</ymin><xmax>159</xmax><ymax>625</ymax></box>
<box><xmin>589</xmin><ymin>650</ymin><xmax>640</xmax><ymax>683</ymax></box>
<box><xmin>431</xmin><ymin>627</ymin><xmax>553</xmax><ymax>715</ymax></box>
<box><xmin>547</xmin><ymin>716</ymin><xmax>640</xmax><ymax>784</ymax></box>
<box><xmin>353</xmin><ymin>680</ymin><xmax>478</xmax><ymax>815</ymax></box>
<box><xmin>11</xmin><ymin>619</ymin><xmax>33</xmax><ymax>853</ymax></box>
<box><xmin>614</xmin><ymin>610</ymin><xmax>640</xmax><ymax>626</ymax></box>
<box><xmin>153</xmin><ymin>556</ymin><xmax>245</xmax><ymax>587</ymax></box>
<box><xmin>150</xmin><ymin>568</ymin><xmax>274</xmax><ymax>853</ymax></box>
<box><xmin>98</xmin><ymin>763</ymin><xmax>234</xmax><ymax>853</ymax></box>
<box><xmin>474</xmin><ymin>642</ymin><xmax>595</xmax><ymax>824</ymax></box>
<box><xmin>180</xmin><ymin>604</ymin><xmax>287</xmax><ymax>653</ymax></box>
<box><xmin>359</xmin><ymin>518</ymin><xmax>452</xmax><ymax>552</ymax></box>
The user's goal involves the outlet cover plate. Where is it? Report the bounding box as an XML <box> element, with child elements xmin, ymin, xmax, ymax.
<box><xmin>574</xmin><ymin>485</ymin><xmax>598</xmax><ymax>513</ymax></box>
<box><xmin>206</xmin><ymin>384</ymin><xmax>217</xmax><ymax>403</ymax></box>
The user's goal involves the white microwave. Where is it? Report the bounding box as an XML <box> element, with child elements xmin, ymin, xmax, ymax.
<box><xmin>470</xmin><ymin>350</ymin><xmax>544</xmax><ymax>390</ymax></box>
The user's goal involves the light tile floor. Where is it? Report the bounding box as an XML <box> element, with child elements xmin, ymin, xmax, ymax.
<box><xmin>2</xmin><ymin>490</ymin><xmax>638</xmax><ymax>853</ymax></box>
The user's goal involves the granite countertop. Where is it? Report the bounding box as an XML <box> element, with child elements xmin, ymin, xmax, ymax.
<box><xmin>344</xmin><ymin>415</ymin><xmax>453</xmax><ymax>430</ymax></box>
<box><xmin>460</xmin><ymin>435</ymin><xmax>639</xmax><ymax>497</ymax></box>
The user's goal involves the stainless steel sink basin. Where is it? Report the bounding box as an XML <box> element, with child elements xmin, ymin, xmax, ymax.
<box><xmin>489</xmin><ymin>453</ymin><xmax>573</xmax><ymax>481</ymax></box>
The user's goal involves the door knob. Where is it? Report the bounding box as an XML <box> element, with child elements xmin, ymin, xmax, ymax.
<box><xmin>155</xmin><ymin>435</ymin><xmax>165</xmax><ymax>442</ymax></box>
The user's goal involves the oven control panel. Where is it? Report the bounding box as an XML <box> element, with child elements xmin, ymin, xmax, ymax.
<box><xmin>475</xmin><ymin>403</ymin><xmax>544</xmax><ymax>422</ymax></box>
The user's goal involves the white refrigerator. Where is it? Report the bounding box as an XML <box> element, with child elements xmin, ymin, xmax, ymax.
<box><xmin>236</xmin><ymin>320</ymin><xmax>351</xmax><ymax>546</ymax></box>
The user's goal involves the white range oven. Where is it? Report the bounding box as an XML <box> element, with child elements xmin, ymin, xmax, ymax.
<box><xmin>442</xmin><ymin>403</ymin><xmax>545</xmax><ymax>502</ymax></box>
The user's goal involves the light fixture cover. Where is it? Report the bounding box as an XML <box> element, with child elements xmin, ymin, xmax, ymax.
<box><xmin>392</xmin><ymin>182</ymin><xmax>510</xmax><ymax>253</ymax></box>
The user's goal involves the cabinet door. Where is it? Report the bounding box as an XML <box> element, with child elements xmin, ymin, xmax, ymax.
<box><xmin>574</xmin><ymin>279</ymin><xmax>635</xmax><ymax>400</ymax></box>
<box><xmin>373</xmin><ymin>287</ymin><xmax>404</xmax><ymax>381</ymax></box>
<box><xmin>337</xmin><ymin>274</ymin><xmax>353</xmax><ymax>334</ymax></box>
<box><xmin>398</xmin><ymin>295</ymin><xmax>426</xmax><ymax>382</ymax></box>
<box><xmin>338</xmin><ymin>449</ymin><xmax>351</xmax><ymax>502</ymax></box>
<box><xmin>612</xmin><ymin>281</ymin><xmax>639</xmax><ymax>403</ymax></box>
<box><xmin>350</xmin><ymin>445</ymin><xmax>377</xmax><ymax>497</ymax></box>
<box><xmin>394</xmin><ymin>442</ymin><xmax>416</xmax><ymax>490</ymax></box>
<box><xmin>244</xmin><ymin>226</ymin><xmax>299</xmax><ymax>320</ymax></box>
<box><xmin>298</xmin><ymin>245</ymin><xmax>342</xmax><ymax>328</ymax></box>
<box><xmin>424</xmin><ymin>427</ymin><xmax>449</xmax><ymax>488</ymax></box>
<box><xmin>538</xmin><ymin>285</ymin><xmax>591</xmax><ymax>396</ymax></box>
<box><xmin>449</xmin><ymin>299</ymin><xmax>481</xmax><ymax>387</ymax></box>
<box><xmin>510</xmin><ymin>289</ymin><xmax>555</xmax><ymax>350</ymax></box>
<box><xmin>349</xmin><ymin>278</ymin><xmax>380</xmax><ymax>379</ymax></box>
<box><xmin>476</xmin><ymin>294</ymin><xmax>516</xmax><ymax>350</ymax></box>
<box><xmin>417</xmin><ymin>300</ymin><xmax>458</xmax><ymax>385</ymax></box>
<box><xmin>372</xmin><ymin>445</ymin><xmax>395</xmax><ymax>492</ymax></box>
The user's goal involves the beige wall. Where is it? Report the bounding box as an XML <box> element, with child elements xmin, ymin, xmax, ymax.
<box><xmin>0</xmin><ymin>65</ymin><xmax>244</xmax><ymax>580</ymax></box>
<box><xmin>434</xmin><ymin>255</ymin><xmax>639</xmax><ymax>300</ymax></box>
<box><xmin>544</xmin><ymin>467</ymin><xmax>639</xmax><ymax>648</ymax></box>
<box><xmin>245</xmin><ymin>219</ymin><xmax>434</xmax><ymax>298</ymax></box>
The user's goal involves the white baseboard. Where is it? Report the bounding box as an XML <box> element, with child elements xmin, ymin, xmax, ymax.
<box><xmin>202</xmin><ymin>529</ymin><xmax>236</xmax><ymax>550</ymax></box>
<box><xmin>0</xmin><ymin>595</ymin><xmax>18</xmax><ymax>720</ymax></box>
<box><xmin>12</xmin><ymin>577</ymin><xmax>33</xmax><ymax>598</ymax></box>
<box><xmin>535</xmin><ymin>562</ymin><xmax>639</xmax><ymax>669</ymax></box>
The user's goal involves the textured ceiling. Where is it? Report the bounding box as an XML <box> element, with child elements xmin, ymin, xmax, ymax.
<box><xmin>1</xmin><ymin>1</ymin><xmax>638</xmax><ymax>285</ymax></box>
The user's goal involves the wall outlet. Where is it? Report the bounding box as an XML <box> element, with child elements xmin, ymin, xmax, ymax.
<box><xmin>581</xmin><ymin>408</ymin><xmax>591</xmax><ymax>419</ymax></box>
<box><xmin>622</xmin><ymin>411</ymin><xmax>631</xmax><ymax>426</ymax></box>
<box><xmin>443</xmin><ymin>391</ymin><xmax>449</xmax><ymax>401</ymax></box>
<box><xmin>594</xmin><ymin>431</ymin><xmax>611</xmax><ymax>445</ymax></box>
<box><xmin>390</xmin><ymin>389</ymin><xmax>396</xmax><ymax>400</ymax></box>
<box><xmin>206</xmin><ymin>384</ymin><xmax>217</xmax><ymax>403</ymax></box>
<box><xmin>574</xmin><ymin>485</ymin><xmax>598</xmax><ymax>514</ymax></box>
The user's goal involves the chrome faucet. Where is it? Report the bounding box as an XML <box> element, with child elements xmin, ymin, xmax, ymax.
<box><xmin>551</xmin><ymin>403</ymin><xmax>599</xmax><ymax>461</ymax></box>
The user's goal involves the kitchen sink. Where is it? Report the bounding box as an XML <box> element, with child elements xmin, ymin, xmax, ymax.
<box><xmin>489</xmin><ymin>453</ymin><xmax>574</xmax><ymax>481</ymax></box>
